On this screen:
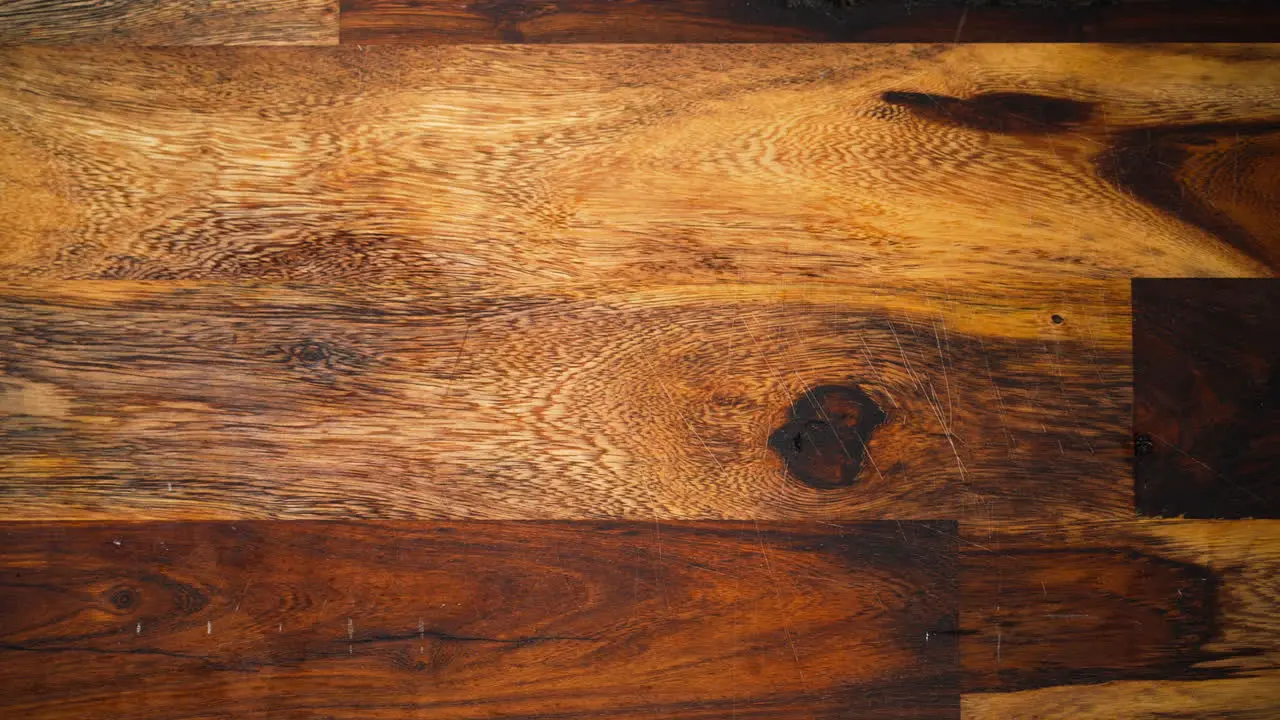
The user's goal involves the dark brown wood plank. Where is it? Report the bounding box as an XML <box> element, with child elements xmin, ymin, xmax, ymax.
<box><xmin>960</xmin><ymin>520</ymin><xmax>1280</xmax><ymax>718</ymax></box>
<box><xmin>0</xmin><ymin>520</ymin><xmax>958</xmax><ymax>719</ymax></box>
<box><xmin>1134</xmin><ymin>279</ymin><xmax>1280</xmax><ymax>518</ymax></box>
<box><xmin>339</xmin><ymin>0</ymin><xmax>1280</xmax><ymax>43</ymax></box>
<box><xmin>0</xmin><ymin>280</ymin><xmax>1130</xmax><ymax>521</ymax></box>
<box><xmin>0</xmin><ymin>0</ymin><xmax>338</xmax><ymax>45</ymax></box>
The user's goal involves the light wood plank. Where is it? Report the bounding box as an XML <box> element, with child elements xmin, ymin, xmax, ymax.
<box><xmin>0</xmin><ymin>45</ymin><xmax>1276</xmax><ymax>290</ymax></box>
<box><xmin>0</xmin><ymin>280</ymin><xmax>1128</xmax><ymax>520</ymax></box>
<box><xmin>0</xmin><ymin>0</ymin><xmax>338</xmax><ymax>45</ymax></box>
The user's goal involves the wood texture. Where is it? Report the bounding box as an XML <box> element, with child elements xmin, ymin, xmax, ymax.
<box><xmin>1</xmin><ymin>45</ymin><xmax>1278</xmax><ymax>289</ymax></box>
<box><xmin>1134</xmin><ymin>279</ymin><xmax>1280</xmax><ymax>519</ymax></box>
<box><xmin>0</xmin><ymin>0</ymin><xmax>338</xmax><ymax>45</ymax></box>
<box><xmin>0</xmin><ymin>280</ymin><xmax>1130</xmax><ymax>521</ymax></box>
<box><xmin>962</xmin><ymin>519</ymin><xmax>1280</xmax><ymax>719</ymax></box>
<box><xmin>339</xmin><ymin>0</ymin><xmax>1280</xmax><ymax>44</ymax></box>
<box><xmin>0</xmin><ymin>39</ymin><xmax>1279</xmax><ymax>720</ymax></box>
<box><xmin>0</xmin><ymin>520</ymin><xmax>959</xmax><ymax>719</ymax></box>
<box><xmin>3</xmin><ymin>44</ymin><xmax>1279</xmax><ymax>521</ymax></box>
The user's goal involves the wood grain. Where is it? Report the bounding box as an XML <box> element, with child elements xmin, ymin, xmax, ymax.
<box><xmin>338</xmin><ymin>0</ymin><xmax>1280</xmax><ymax>44</ymax></box>
<box><xmin>0</xmin><ymin>44</ymin><xmax>1277</xmax><ymax>291</ymax></box>
<box><xmin>0</xmin><ymin>520</ymin><xmax>959</xmax><ymax>719</ymax></box>
<box><xmin>1134</xmin><ymin>279</ymin><xmax>1280</xmax><ymax>518</ymax></box>
<box><xmin>0</xmin><ymin>0</ymin><xmax>338</xmax><ymax>45</ymax></box>
<box><xmin>0</xmin><ymin>280</ymin><xmax>1130</xmax><ymax>521</ymax></box>
<box><xmin>961</xmin><ymin>519</ymin><xmax>1280</xmax><ymax>719</ymax></box>
<box><xmin>6</xmin><ymin>43</ymin><xmax>1279</xmax><ymax>521</ymax></box>
<box><xmin>0</xmin><ymin>40</ymin><xmax>1278</xmax><ymax>720</ymax></box>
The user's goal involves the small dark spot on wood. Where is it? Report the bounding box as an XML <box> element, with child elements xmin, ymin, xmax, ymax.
<box><xmin>769</xmin><ymin>384</ymin><xmax>885</xmax><ymax>490</ymax></box>
<box><xmin>1051</xmin><ymin>314</ymin><xmax>1065</xmax><ymax>325</ymax></box>
<box><xmin>782</xmin><ymin>0</ymin><xmax>859</xmax><ymax>10</ymax></box>
<box><xmin>282</xmin><ymin>341</ymin><xmax>338</xmax><ymax>369</ymax></box>
<box><xmin>880</xmin><ymin>90</ymin><xmax>1095</xmax><ymax>135</ymax></box>
<box><xmin>793</xmin><ymin>419</ymin><xmax>830</xmax><ymax>452</ymax></box>
<box><xmin>1134</xmin><ymin>433</ymin><xmax>1154</xmax><ymax>457</ymax></box>
<box><xmin>296</xmin><ymin>343</ymin><xmax>329</xmax><ymax>364</ymax></box>
<box><xmin>108</xmin><ymin>587</ymin><xmax>136</xmax><ymax>610</ymax></box>
<box><xmin>466</xmin><ymin>0</ymin><xmax>552</xmax><ymax>34</ymax></box>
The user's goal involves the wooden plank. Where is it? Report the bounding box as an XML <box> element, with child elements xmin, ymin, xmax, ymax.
<box><xmin>0</xmin><ymin>520</ymin><xmax>959</xmax><ymax>719</ymax></box>
<box><xmin>1134</xmin><ymin>279</ymin><xmax>1280</xmax><ymax>518</ymax></box>
<box><xmin>960</xmin><ymin>519</ymin><xmax>1280</xmax><ymax>718</ymax></box>
<box><xmin>338</xmin><ymin>0</ymin><xmax>1280</xmax><ymax>44</ymax></box>
<box><xmin>0</xmin><ymin>0</ymin><xmax>338</xmax><ymax>45</ymax></box>
<box><xmin>0</xmin><ymin>280</ymin><xmax>1129</xmax><ymax>520</ymax></box>
<box><xmin>0</xmin><ymin>45</ymin><xmax>1277</xmax><ymax>289</ymax></box>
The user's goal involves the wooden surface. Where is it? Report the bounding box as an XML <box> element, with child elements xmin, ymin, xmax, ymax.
<box><xmin>0</xmin><ymin>38</ymin><xmax>1278</xmax><ymax>720</ymax></box>
<box><xmin>0</xmin><ymin>0</ymin><xmax>338</xmax><ymax>45</ymax></box>
<box><xmin>1</xmin><ymin>45</ymin><xmax>1278</xmax><ymax>288</ymax></box>
<box><xmin>4</xmin><ymin>43</ymin><xmax>1279</xmax><ymax>522</ymax></box>
<box><xmin>1134</xmin><ymin>279</ymin><xmax>1280</xmax><ymax>518</ymax></box>
<box><xmin>0</xmin><ymin>520</ymin><xmax>959</xmax><ymax>719</ymax></box>
<box><xmin>339</xmin><ymin>0</ymin><xmax>1280</xmax><ymax>43</ymax></box>
<box><xmin>962</xmin><ymin>520</ymin><xmax>1280</xmax><ymax>719</ymax></box>
<box><xmin>0</xmin><ymin>280</ymin><xmax>1129</xmax><ymax>521</ymax></box>
<box><xmin>2</xmin><ymin>0</ymin><xmax>1277</xmax><ymax>45</ymax></box>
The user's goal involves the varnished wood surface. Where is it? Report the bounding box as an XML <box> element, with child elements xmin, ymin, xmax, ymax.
<box><xmin>962</xmin><ymin>520</ymin><xmax>1280</xmax><ymax>719</ymax></box>
<box><xmin>0</xmin><ymin>40</ymin><xmax>1279</xmax><ymax>720</ymax></box>
<box><xmin>339</xmin><ymin>0</ymin><xmax>1280</xmax><ymax>44</ymax></box>
<box><xmin>1134</xmin><ymin>279</ymin><xmax>1280</xmax><ymax>518</ymax></box>
<box><xmin>0</xmin><ymin>280</ymin><xmax>1129</xmax><ymax>521</ymax></box>
<box><xmin>0</xmin><ymin>0</ymin><xmax>339</xmax><ymax>45</ymax></box>
<box><xmin>3</xmin><ymin>43</ymin><xmax>1279</xmax><ymax>521</ymax></box>
<box><xmin>1</xmin><ymin>45</ymin><xmax>1277</xmax><ymax>288</ymax></box>
<box><xmin>0</xmin><ymin>520</ymin><xmax>959</xmax><ymax>719</ymax></box>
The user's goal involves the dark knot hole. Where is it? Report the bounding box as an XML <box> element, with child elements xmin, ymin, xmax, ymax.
<box><xmin>793</xmin><ymin>420</ymin><xmax>830</xmax><ymax>452</ymax></box>
<box><xmin>109</xmin><ymin>587</ymin><xmax>137</xmax><ymax>610</ymax></box>
<box><xmin>769</xmin><ymin>384</ymin><xmax>886</xmax><ymax>490</ymax></box>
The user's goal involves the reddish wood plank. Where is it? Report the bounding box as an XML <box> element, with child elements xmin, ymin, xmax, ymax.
<box><xmin>960</xmin><ymin>521</ymin><xmax>1274</xmax><ymax>694</ymax></box>
<box><xmin>0</xmin><ymin>521</ymin><xmax>958</xmax><ymax>719</ymax></box>
<box><xmin>960</xmin><ymin>520</ymin><xmax>1280</xmax><ymax>718</ymax></box>
<box><xmin>339</xmin><ymin>0</ymin><xmax>1280</xmax><ymax>43</ymax></box>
